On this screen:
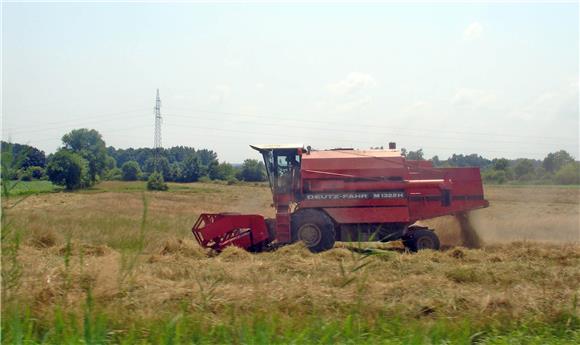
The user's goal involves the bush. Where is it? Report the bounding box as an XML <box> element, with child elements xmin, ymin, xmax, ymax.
<box><xmin>555</xmin><ymin>163</ymin><xmax>580</xmax><ymax>185</ymax></box>
<box><xmin>17</xmin><ymin>168</ymin><xmax>32</xmax><ymax>181</ymax></box>
<box><xmin>28</xmin><ymin>166</ymin><xmax>44</xmax><ymax>179</ymax></box>
<box><xmin>105</xmin><ymin>168</ymin><xmax>123</xmax><ymax>181</ymax></box>
<box><xmin>121</xmin><ymin>161</ymin><xmax>142</xmax><ymax>181</ymax></box>
<box><xmin>46</xmin><ymin>150</ymin><xmax>90</xmax><ymax>190</ymax></box>
<box><xmin>198</xmin><ymin>176</ymin><xmax>211</xmax><ymax>183</ymax></box>
<box><xmin>482</xmin><ymin>169</ymin><xmax>507</xmax><ymax>184</ymax></box>
<box><xmin>211</xmin><ymin>162</ymin><xmax>236</xmax><ymax>180</ymax></box>
<box><xmin>147</xmin><ymin>171</ymin><xmax>168</xmax><ymax>191</ymax></box>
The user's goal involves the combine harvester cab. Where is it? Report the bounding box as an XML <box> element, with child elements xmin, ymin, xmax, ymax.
<box><xmin>193</xmin><ymin>143</ymin><xmax>489</xmax><ymax>253</ymax></box>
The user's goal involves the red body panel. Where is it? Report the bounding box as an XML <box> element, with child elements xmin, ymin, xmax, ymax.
<box><xmin>296</xmin><ymin>150</ymin><xmax>488</xmax><ymax>227</ymax></box>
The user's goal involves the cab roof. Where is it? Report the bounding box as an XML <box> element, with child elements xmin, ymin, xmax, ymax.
<box><xmin>250</xmin><ymin>144</ymin><xmax>304</xmax><ymax>152</ymax></box>
<box><xmin>250</xmin><ymin>144</ymin><xmax>402</xmax><ymax>158</ymax></box>
<box><xmin>304</xmin><ymin>149</ymin><xmax>402</xmax><ymax>159</ymax></box>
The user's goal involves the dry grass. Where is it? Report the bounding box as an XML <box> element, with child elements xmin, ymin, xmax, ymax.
<box><xmin>2</xmin><ymin>181</ymin><xmax>580</xmax><ymax>335</ymax></box>
<box><xmin>10</xmin><ymin>240</ymin><xmax>580</xmax><ymax>324</ymax></box>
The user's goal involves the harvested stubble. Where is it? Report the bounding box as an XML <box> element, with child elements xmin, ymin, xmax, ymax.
<box><xmin>10</xmin><ymin>239</ymin><xmax>580</xmax><ymax>325</ymax></box>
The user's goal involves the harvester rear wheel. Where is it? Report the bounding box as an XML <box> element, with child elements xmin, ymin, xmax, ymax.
<box><xmin>403</xmin><ymin>229</ymin><xmax>440</xmax><ymax>252</ymax></box>
<box><xmin>291</xmin><ymin>209</ymin><xmax>335</xmax><ymax>253</ymax></box>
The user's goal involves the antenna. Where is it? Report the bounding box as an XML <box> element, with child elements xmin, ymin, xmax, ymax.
<box><xmin>154</xmin><ymin>89</ymin><xmax>162</xmax><ymax>170</ymax></box>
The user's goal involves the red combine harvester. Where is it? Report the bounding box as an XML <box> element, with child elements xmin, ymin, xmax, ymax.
<box><xmin>192</xmin><ymin>143</ymin><xmax>489</xmax><ymax>253</ymax></box>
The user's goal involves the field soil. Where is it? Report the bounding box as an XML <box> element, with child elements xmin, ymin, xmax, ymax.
<box><xmin>2</xmin><ymin>182</ymin><xmax>579</xmax><ymax>343</ymax></box>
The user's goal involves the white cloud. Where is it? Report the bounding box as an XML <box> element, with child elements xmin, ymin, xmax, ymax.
<box><xmin>463</xmin><ymin>22</ymin><xmax>483</xmax><ymax>41</ymax></box>
<box><xmin>327</xmin><ymin>72</ymin><xmax>376</xmax><ymax>96</ymax></box>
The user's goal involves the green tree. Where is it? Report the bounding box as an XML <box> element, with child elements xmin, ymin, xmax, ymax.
<box><xmin>492</xmin><ymin>158</ymin><xmax>510</xmax><ymax>171</ymax></box>
<box><xmin>105</xmin><ymin>156</ymin><xmax>117</xmax><ymax>170</ymax></box>
<box><xmin>211</xmin><ymin>162</ymin><xmax>236</xmax><ymax>180</ymax></box>
<box><xmin>237</xmin><ymin>159</ymin><xmax>267</xmax><ymax>182</ymax></box>
<box><xmin>47</xmin><ymin>150</ymin><xmax>90</xmax><ymax>190</ymax></box>
<box><xmin>168</xmin><ymin>163</ymin><xmax>181</xmax><ymax>182</ymax></box>
<box><xmin>143</xmin><ymin>157</ymin><xmax>171</xmax><ymax>179</ymax></box>
<box><xmin>431</xmin><ymin>156</ymin><xmax>441</xmax><ymax>166</ymax></box>
<box><xmin>555</xmin><ymin>162</ymin><xmax>580</xmax><ymax>185</ymax></box>
<box><xmin>179</xmin><ymin>155</ymin><xmax>202</xmax><ymax>182</ymax></box>
<box><xmin>514</xmin><ymin>159</ymin><xmax>535</xmax><ymax>180</ymax></box>
<box><xmin>1</xmin><ymin>141</ymin><xmax>47</xmax><ymax>169</ymax></box>
<box><xmin>62</xmin><ymin>129</ymin><xmax>107</xmax><ymax>183</ymax></box>
<box><xmin>196</xmin><ymin>149</ymin><xmax>218</xmax><ymax>166</ymax></box>
<box><xmin>207</xmin><ymin>160</ymin><xmax>220</xmax><ymax>180</ymax></box>
<box><xmin>405</xmin><ymin>149</ymin><xmax>424</xmax><ymax>161</ymax></box>
<box><xmin>121</xmin><ymin>161</ymin><xmax>142</xmax><ymax>181</ymax></box>
<box><xmin>543</xmin><ymin>150</ymin><xmax>574</xmax><ymax>173</ymax></box>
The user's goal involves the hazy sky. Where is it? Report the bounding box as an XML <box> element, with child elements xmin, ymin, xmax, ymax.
<box><xmin>2</xmin><ymin>2</ymin><xmax>578</xmax><ymax>163</ymax></box>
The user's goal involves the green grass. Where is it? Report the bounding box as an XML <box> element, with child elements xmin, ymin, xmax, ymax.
<box><xmin>78</xmin><ymin>181</ymin><xmax>223</xmax><ymax>194</ymax></box>
<box><xmin>2</xmin><ymin>305</ymin><xmax>578</xmax><ymax>345</ymax></box>
<box><xmin>1</xmin><ymin>180</ymin><xmax>61</xmax><ymax>196</ymax></box>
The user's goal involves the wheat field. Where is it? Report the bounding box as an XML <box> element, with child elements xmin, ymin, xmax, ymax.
<box><xmin>1</xmin><ymin>182</ymin><xmax>579</xmax><ymax>344</ymax></box>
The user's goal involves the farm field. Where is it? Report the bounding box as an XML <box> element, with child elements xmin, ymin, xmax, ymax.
<box><xmin>1</xmin><ymin>181</ymin><xmax>579</xmax><ymax>344</ymax></box>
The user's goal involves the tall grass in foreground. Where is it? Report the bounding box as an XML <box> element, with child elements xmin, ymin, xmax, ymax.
<box><xmin>2</xmin><ymin>307</ymin><xmax>578</xmax><ymax>344</ymax></box>
<box><xmin>1</xmin><ymin>145</ymin><xmax>28</xmax><ymax>302</ymax></box>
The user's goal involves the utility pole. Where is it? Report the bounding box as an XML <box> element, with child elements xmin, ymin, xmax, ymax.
<box><xmin>154</xmin><ymin>89</ymin><xmax>162</xmax><ymax>170</ymax></box>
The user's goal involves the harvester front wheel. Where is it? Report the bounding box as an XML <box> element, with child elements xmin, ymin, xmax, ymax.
<box><xmin>291</xmin><ymin>209</ymin><xmax>335</xmax><ymax>253</ymax></box>
<box><xmin>403</xmin><ymin>229</ymin><xmax>440</xmax><ymax>252</ymax></box>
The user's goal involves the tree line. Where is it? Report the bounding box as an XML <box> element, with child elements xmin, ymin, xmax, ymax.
<box><xmin>1</xmin><ymin>128</ymin><xmax>267</xmax><ymax>190</ymax></box>
<box><xmin>401</xmin><ymin>148</ymin><xmax>579</xmax><ymax>185</ymax></box>
<box><xmin>2</xmin><ymin>131</ymin><xmax>579</xmax><ymax>190</ymax></box>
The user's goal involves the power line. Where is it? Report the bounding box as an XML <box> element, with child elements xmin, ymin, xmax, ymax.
<box><xmin>164</xmin><ymin>106</ymin><xmax>577</xmax><ymax>142</ymax></box>
<box><xmin>2</xmin><ymin>108</ymin><xmax>149</xmax><ymax>135</ymax></box>
<box><xmin>164</xmin><ymin>112</ymin><xmax>577</xmax><ymax>147</ymax></box>
<box><xmin>160</xmin><ymin>122</ymin><xmax>557</xmax><ymax>157</ymax></box>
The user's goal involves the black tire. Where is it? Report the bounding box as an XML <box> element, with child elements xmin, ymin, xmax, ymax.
<box><xmin>403</xmin><ymin>229</ymin><xmax>440</xmax><ymax>252</ymax></box>
<box><xmin>291</xmin><ymin>209</ymin><xmax>335</xmax><ymax>253</ymax></box>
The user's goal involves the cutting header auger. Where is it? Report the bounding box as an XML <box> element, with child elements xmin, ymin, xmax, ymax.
<box><xmin>192</xmin><ymin>143</ymin><xmax>489</xmax><ymax>253</ymax></box>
